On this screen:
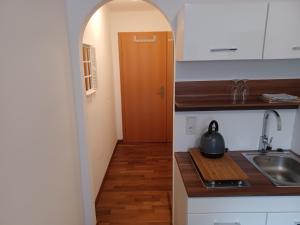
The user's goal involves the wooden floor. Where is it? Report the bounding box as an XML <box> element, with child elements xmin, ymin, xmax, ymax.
<box><xmin>96</xmin><ymin>143</ymin><xmax>173</xmax><ymax>225</ymax></box>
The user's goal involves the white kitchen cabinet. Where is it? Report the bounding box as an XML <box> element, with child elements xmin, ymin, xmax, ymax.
<box><xmin>189</xmin><ymin>213</ymin><xmax>266</xmax><ymax>225</ymax></box>
<box><xmin>266</xmin><ymin>213</ymin><xmax>300</xmax><ymax>225</ymax></box>
<box><xmin>174</xmin><ymin>161</ymin><xmax>300</xmax><ymax>225</ymax></box>
<box><xmin>176</xmin><ymin>2</ymin><xmax>268</xmax><ymax>61</ymax></box>
<box><xmin>264</xmin><ymin>1</ymin><xmax>300</xmax><ymax>59</ymax></box>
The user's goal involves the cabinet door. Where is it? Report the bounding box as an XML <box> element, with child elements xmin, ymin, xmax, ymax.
<box><xmin>188</xmin><ymin>213</ymin><xmax>266</xmax><ymax>225</ymax></box>
<box><xmin>264</xmin><ymin>1</ymin><xmax>300</xmax><ymax>59</ymax></box>
<box><xmin>176</xmin><ymin>2</ymin><xmax>268</xmax><ymax>61</ymax></box>
<box><xmin>267</xmin><ymin>213</ymin><xmax>300</xmax><ymax>225</ymax></box>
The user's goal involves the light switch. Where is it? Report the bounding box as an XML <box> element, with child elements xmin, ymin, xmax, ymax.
<box><xmin>185</xmin><ymin>116</ymin><xmax>197</xmax><ymax>135</ymax></box>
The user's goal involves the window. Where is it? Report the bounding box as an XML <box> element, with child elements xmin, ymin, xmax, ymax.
<box><xmin>82</xmin><ymin>44</ymin><xmax>97</xmax><ymax>95</ymax></box>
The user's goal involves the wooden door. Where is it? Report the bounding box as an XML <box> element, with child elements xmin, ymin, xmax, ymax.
<box><xmin>119</xmin><ymin>32</ymin><xmax>173</xmax><ymax>143</ymax></box>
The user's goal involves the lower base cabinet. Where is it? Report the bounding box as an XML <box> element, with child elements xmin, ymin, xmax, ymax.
<box><xmin>188</xmin><ymin>213</ymin><xmax>300</xmax><ymax>225</ymax></box>
<box><xmin>174</xmin><ymin>162</ymin><xmax>300</xmax><ymax>225</ymax></box>
<box><xmin>189</xmin><ymin>213</ymin><xmax>266</xmax><ymax>225</ymax></box>
<box><xmin>267</xmin><ymin>213</ymin><xmax>300</xmax><ymax>225</ymax></box>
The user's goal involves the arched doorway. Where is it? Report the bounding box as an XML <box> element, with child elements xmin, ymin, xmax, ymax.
<box><xmin>76</xmin><ymin>1</ymin><xmax>174</xmax><ymax>224</ymax></box>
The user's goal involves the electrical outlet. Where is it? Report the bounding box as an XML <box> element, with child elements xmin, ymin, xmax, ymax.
<box><xmin>185</xmin><ymin>116</ymin><xmax>197</xmax><ymax>135</ymax></box>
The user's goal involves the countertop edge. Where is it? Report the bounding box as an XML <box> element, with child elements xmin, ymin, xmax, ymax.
<box><xmin>175</xmin><ymin>151</ymin><xmax>300</xmax><ymax>198</ymax></box>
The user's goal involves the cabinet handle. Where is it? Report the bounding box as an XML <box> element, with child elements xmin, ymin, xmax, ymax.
<box><xmin>133</xmin><ymin>35</ymin><xmax>156</xmax><ymax>43</ymax></box>
<box><xmin>210</xmin><ymin>48</ymin><xmax>238</xmax><ymax>52</ymax></box>
<box><xmin>214</xmin><ymin>223</ymin><xmax>240</xmax><ymax>225</ymax></box>
<box><xmin>292</xmin><ymin>46</ymin><xmax>300</xmax><ymax>51</ymax></box>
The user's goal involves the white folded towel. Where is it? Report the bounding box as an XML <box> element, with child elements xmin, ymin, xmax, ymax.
<box><xmin>262</xmin><ymin>93</ymin><xmax>299</xmax><ymax>102</ymax></box>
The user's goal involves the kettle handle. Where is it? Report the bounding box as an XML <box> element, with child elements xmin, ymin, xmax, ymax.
<box><xmin>208</xmin><ymin>120</ymin><xmax>219</xmax><ymax>133</ymax></box>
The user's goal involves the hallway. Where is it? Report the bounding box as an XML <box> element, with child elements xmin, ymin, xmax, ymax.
<box><xmin>96</xmin><ymin>143</ymin><xmax>172</xmax><ymax>225</ymax></box>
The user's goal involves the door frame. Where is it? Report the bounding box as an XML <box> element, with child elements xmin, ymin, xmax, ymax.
<box><xmin>65</xmin><ymin>1</ymin><xmax>176</xmax><ymax>224</ymax></box>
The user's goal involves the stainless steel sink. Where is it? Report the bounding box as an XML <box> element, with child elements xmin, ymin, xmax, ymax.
<box><xmin>243</xmin><ymin>151</ymin><xmax>300</xmax><ymax>187</ymax></box>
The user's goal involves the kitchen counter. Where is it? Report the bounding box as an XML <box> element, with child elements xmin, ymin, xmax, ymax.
<box><xmin>175</xmin><ymin>151</ymin><xmax>300</xmax><ymax>197</ymax></box>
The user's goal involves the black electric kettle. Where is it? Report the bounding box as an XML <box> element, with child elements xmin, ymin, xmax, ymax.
<box><xmin>200</xmin><ymin>120</ymin><xmax>226</xmax><ymax>158</ymax></box>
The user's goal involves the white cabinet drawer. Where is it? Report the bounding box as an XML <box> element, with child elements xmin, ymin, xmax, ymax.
<box><xmin>188</xmin><ymin>213</ymin><xmax>266</xmax><ymax>225</ymax></box>
<box><xmin>267</xmin><ymin>213</ymin><xmax>300</xmax><ymax>225</ymax></box>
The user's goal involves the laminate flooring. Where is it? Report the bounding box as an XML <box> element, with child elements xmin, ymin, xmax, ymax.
<box><xmin>96</xmin><ymin>143</ymin><xmax>172</xmax><ymax>225</ymax></box>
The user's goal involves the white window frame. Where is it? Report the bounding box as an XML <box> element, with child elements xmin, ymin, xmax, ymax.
<box><xmin>82</xmin><ymin>44</ymin><xmax>97</xmax><ymax>96</ymax></box>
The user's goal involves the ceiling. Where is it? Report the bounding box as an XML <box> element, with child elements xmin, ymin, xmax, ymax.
<box><xmin>106</xmin><ymin>0</ymin><xmax>157</xmax><ymax>11</ymax></box>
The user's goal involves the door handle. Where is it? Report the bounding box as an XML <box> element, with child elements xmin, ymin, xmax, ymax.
<box><xmin>157</xmin><ymin>86</ymin><xmax>165</xmax><ymax>98</ymax></box>
<box><xmin>210</xmin><ymin>48</ymin><xmax>238</xmax><ymax>52</ymax></box>
<box><xmin>292</xmin><ymin>46</ymin><xmax>300</xmax><ymax>51</ymax></box>
<box><xmin>214</xmin><ymin>223</ymin><xmax>241</xmax><ymax>225</ymax></box>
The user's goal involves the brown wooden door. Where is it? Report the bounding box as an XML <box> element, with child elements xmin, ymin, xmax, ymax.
<box><xmin>119</xmin><ymin>32</ymin><xmax>173</xmax><ymax>143</ymax></box>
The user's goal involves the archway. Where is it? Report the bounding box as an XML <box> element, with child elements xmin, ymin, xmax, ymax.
<box><xmin>73</xmin><ymin>0</ymin><xmax>176</xmax><ymax>224</ymax></box>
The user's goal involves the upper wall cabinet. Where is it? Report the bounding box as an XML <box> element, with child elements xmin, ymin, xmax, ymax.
<box><xmin>176</xmin><ymin>2</ymin><xmax>268</xmax><ymax>61</ymax></box>
<box><xmin>264</xmin><ymin>1</ymin><xmax>300</xmax><ymax>59</ymax></box>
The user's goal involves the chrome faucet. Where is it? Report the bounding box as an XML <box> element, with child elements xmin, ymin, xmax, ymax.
<box><xmin>259</xmin><ymin>110</ymin><xmax>282</xmax><ymax>153</ymax></box>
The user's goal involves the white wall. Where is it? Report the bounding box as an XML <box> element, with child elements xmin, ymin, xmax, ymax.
<box><xmin>176</xmin><ymin>59</ymin><xmax>300</xmax><ymax>81</ymax></box>
<box><xmin>83</xmin><ymin>6</ymin><xmax>117</xmax><ymax>200</ymax></box>
<box><xmin>292</xmin><ymin>108</ymin><xmax>300</xmax><ymax>154</ymax></box>
<box><xmin>175</xmin><ymin>110</ymin><xmax>296</xmax><ymax>151</ymax></box>
<box><xmin>174</xmin><ymin>59</ymin><xmax>300</xmax><ymax>151</ymax></box>
<box><xmin>0</xmin><ymin>1</ymin><xmax>84</xmax><ymax>225</ymax></box>
<box><xmin>109</xmin><ymin>9</ymin><xmax>171</xmax><ymax>139</ymax></box>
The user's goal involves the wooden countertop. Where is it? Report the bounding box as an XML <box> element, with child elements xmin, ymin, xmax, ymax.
<box><xmin>175</xmin><ymin>151</ymin><xmax>300</xmax><ymax>197</ymax></box>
